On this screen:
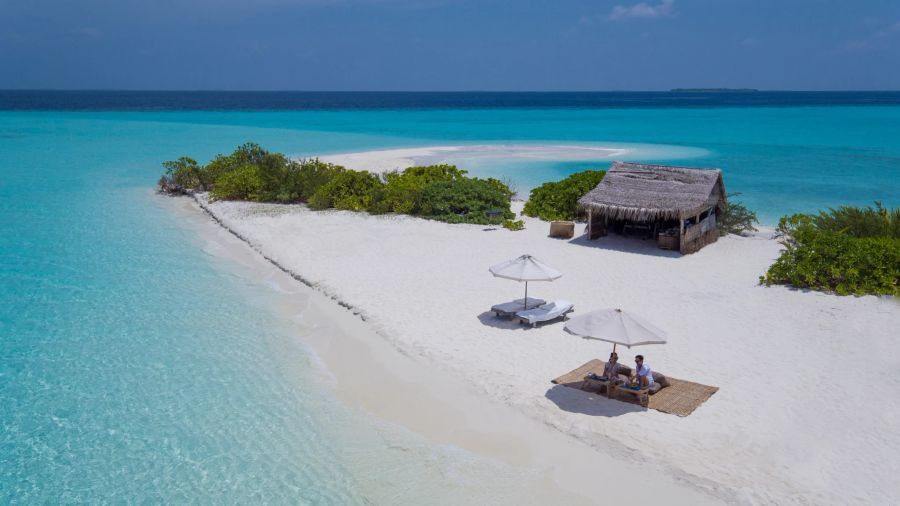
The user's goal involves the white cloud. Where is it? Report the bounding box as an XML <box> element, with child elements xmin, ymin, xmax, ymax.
<box><xmin>842</xmin><ymin>19</ymin><xmax>900</xmax><ymax>51</ymax></box>
<box><xmin>608</xmin><ymin>0</ymin><xmax>675</xmax><ymax>21</ymax></box>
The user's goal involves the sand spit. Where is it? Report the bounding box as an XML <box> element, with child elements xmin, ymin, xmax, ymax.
<box><xmin>318</xmin><ymin>144</ymin><xmax>629</xmax><ymax>174</ymax></box>
<box><xmin>190</xmin><ymin>191</ymin><xmax>899</xmax><ymax>505</ymax></box>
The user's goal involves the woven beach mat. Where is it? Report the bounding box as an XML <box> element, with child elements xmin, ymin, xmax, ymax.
<box><xmin>551</xmin><ymin>359</ymin><xmax>718</xmax><ymax>417</ymax></box>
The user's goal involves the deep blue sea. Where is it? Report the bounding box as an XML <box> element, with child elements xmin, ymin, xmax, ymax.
<box><xmin>1</xmin><ymin>92</ymin><xmax>899</xmax><ymax>502</ymax></box>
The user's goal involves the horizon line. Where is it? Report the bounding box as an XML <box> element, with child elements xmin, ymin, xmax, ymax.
<box><xmin>3</xmin><ymin>88</ymin><xmax>900</xmax><ymax>93</ymax></box>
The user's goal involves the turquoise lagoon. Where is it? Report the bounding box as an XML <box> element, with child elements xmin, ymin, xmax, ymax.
<box><xmin>1</xmin><ymin>104</ymin><xmax>899</xmax><ymax>502</ymax></box>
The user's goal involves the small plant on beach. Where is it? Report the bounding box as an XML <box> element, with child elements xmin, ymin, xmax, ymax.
<box><xmin>502</xmin><ymin>219</ymin><xmax>525</xmax><ymax>231</ymax></box>
<box><xmin>308</xmin><ymin>169</ymin><xmax>384</xmax><ymax>211</ymax></box>
<box><xmin>419</xmin><ymin>177</ymin><xmax>515</xmax><ymax>224</ymax></box>
<box><xmin>285</xmin><ymin>158</ymin><xmax>347</xmax><ymax>203</ymax></box>
<box><xmin>807</xmin><ymin>202</ymin><xmax>900</xmax><ymax>239</ymax></box>
<box><xmin>209</xmin><ymin>165</ymin><xmax>263</xmax><ymax>201</ymax></box>
<box><xmin>158</xmin><ymin>157</ymin><xmax>205</xmax><ymax>193</ymax></box>
<box><xmin>718</xmin><ymin>192</ymin><xmax>759</xmax><ymax>236</ymax></box>
<box><xmin>377</xmin><ymin>164</ymin><xmax>467</xmax><ymax>214</ymax></box>
<box><xmin>761</xmin><ymin>203</ymin><xmax>900</xmax><ymax>296</ymax></box>
<box><xmin>522</xmin><ymin>170</ymin><xmax>606</xmax><ymax>221</ymax></box>
<box><xmin>202</xmin><ymin>142</ymin><xmax>271</xmax><ymax>184</ymax></box>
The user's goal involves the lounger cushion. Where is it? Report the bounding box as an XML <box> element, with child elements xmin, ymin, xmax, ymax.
<box><xmin>513</xmin><ymin>297</ymin><xmax>546</xmax><ymax>306</ymax></box>
<box><xmin>653</xmin><ymin>372</ymin><xmax>670</xmax><ymax>388</ymax></box>
<box><xmin>516</xmin><ymin>299</ymin><xmax>574</xmax><ymax>324</ymax></box>
<box><xmin>615</xmin><ymin>364</ymin><xmax>633</xmax><ymax>376</ymax></box>
<box><xmin>538</xmin><ymin>300</ymin><xmax>571</xmax><ymax>312</ymax></box>
<box><xmin>648</xmin><ymin>382</ymin><xmax>662</xmax><ymax>394</ymax></box>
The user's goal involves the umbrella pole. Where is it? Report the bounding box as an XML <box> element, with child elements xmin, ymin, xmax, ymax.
<box><xmin>612</xmin><ymin>343</ymin><xmax>617</xmax><ymax>354</ymax></box>
<box><xmin>524</xmin><ymin>281</ymin><xmax>529</xmax><ymax>309</ymax></box>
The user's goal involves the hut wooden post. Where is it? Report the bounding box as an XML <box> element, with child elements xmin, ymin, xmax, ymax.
<box><xmin>587</xmin><ymin>208</ymin><xmax>592</xmax><ymax>239</ymax></box>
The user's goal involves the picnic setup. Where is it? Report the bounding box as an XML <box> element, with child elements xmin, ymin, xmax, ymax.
<box><xmin>488</xmin><ymin>254</ymin><xmax>718</xmax><ymax>416</ymax></box>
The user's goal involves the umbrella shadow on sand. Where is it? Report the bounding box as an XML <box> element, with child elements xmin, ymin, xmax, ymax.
<box><xmin>476</xmin><ymin>311</ymin><xmax>529</xmax><ymax>330</ymax></box>
<box><xmin>544</xmin><ymin>385</ymin><xmax>645</xmax><ymax>417</ymax></box>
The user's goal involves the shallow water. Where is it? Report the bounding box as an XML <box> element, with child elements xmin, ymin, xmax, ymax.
<box><xmin>0</xmin><ymin>115</ymin><xmax>565</xmax><ymax>503</ymax></box>
<box><xmin>1</xmin><ymin>102</ymin><xmax>898</xmax><ymax>502</ymax></box>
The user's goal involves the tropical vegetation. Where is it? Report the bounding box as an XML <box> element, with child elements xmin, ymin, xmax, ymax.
<box><xmin>159</xmin><ymin>143</ymin><xmax>516</xmax><ymax>226</ymax></box>
<box><xmin>521</xmin><ymin>169</ymin><xmax>607</xmax><ymax>221</ymax></box>
<box><xmin>718</xmin><ymin>192</ymin><xmax>759</xmax><ymax>236</ymax></box>
<box><xmin>761</xmin><ymin>203</ymin><xmax>899</xmax><ymax>296</ymax></box>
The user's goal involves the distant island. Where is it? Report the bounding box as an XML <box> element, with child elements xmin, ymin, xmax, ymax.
<box><xmin>669</xmin><ymin>88</ymin><xmax>759</xmax><ymax>92</ymax></box>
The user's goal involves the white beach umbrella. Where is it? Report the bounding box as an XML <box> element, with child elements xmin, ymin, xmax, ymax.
<box><xmin>564</xmin><ymin>308</ymin><xmax>668</xmax><ymax>352</ymax></box>
<box><xmin>489</xmin><ymin>254</ymin><xmax>562</xmax><ymax>309</ymax></box>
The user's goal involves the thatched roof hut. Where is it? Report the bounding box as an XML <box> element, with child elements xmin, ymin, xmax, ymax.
<box><xmin>579</xmin><ymin>162</ymin><xmax>728</xmax><ymax>254</ymax></box>
<box><xmin>578</xmin><ymin>161</ymin><xmax>726</xmax><ymax>222</ymax></box>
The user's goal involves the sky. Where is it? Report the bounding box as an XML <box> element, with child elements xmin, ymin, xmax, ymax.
<box><xmin>1</xmin><ymin>0</ymin><xmax>899</xmax><ymax>90</ymax></box>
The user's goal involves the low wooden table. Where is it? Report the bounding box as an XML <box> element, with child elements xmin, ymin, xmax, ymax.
<box><xmin>612</xmin><ymin>383</ymin><xmax>651</xmax><ymax>407</ymax></box>
<box><xmin>585</xmin><ymin>374</ymin><xmax>635</xmax><ymax>398</ymax></box>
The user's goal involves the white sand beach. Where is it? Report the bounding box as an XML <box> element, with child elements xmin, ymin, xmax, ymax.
<box><xmin>186</xmin><ymin>175</ymin><xmax>899</xmax><ymax>504</ymax></box>
<box><xmin>166</xmin><ymin>196</ymin><xmax>715</xmax><ymax>505</ymax></box>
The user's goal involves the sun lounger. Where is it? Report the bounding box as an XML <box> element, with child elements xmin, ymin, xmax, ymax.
<box><xmin>491</xmin><ymin>297</ymin><xmax>546</xmax><ymax>317</ymax></box>
<box><xmin>515</xmin><ymin>300</ymin><xmax>574</xmax><ymax>327</ymax></box>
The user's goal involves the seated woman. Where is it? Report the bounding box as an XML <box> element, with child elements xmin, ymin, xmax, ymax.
<box><xmin>602</xmin><ymin>352</ymin><xmax>625</xmax><ymax>384</ymax></box>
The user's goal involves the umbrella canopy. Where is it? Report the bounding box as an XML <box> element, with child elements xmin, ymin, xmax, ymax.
<box><xmin>489</xmin><ymin>254</ymin><xmax>562</xmax><ymax>309</ymax></box>
<box><xmin>564</xmin><ymin>308</ymin><xmax>668</xmax><ymax>351</ymax></box>
<box><xmin>489</xmin><ymin>254</ymin><xmax>562</xmax><ymax>281</ymax></box>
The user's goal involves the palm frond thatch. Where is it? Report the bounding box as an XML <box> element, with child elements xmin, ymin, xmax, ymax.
<box><xmin>578</xmin><ymin>162</ymin><xmax>727</xmax><ymax>221</ymax></box>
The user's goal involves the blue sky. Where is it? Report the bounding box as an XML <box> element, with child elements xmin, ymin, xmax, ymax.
<box><xmin>1</xmin><ymin>0</ymin><xmax>898</xmax><ymax>90</ymax></box>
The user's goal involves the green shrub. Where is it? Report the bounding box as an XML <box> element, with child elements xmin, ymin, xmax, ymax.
<box><xmin>209</xmin><ymin>165</ymin><xmax>263</xmax><ymax>202</ymax></box>
<box><xmin>252</xmin><ymin>152</ymin><xmax>293</xmax><ymax>202</ymax></box>
<box><xmin>762</xmin><ymin>203</ymin><xmax>900</xmax><ymax>296</ymax></box>
<box><xmin>287</xmin><ymin>159</ymin><xmax>345</xmax><ymax>203</ymax></box>
<box><xmin>502</xmin><ymin>219</ymin><xmax>525</xmax><ymax>231</ymax></box>
<box><xmin>160</xmin><ymin>144</ymin><xmax>515</xmax><ymax>226</ymax></box>
<box><xmin>202</xmin><ymin>142</ymin><xmax>270</xmax><ymax>184</ymax></box>
<box><xmin>719</xmin><ymin>192</ymin><xmax>759</xmax><ymax>236</ymax></box>
<box><xmin>522</xmin><ymin>170</ymin><xmax>606</xmax><ymax>221</ymax></box>
<box><xmin>308</xmin><ymin>169</ymin><xmax>384</xmax><ymax>211</ymax></box>
<box><xmin>809</xmin><ymin>202</ymin><xmax>900</xmax><ymax>238</ymax></box>
<box><xmin>378</xmin><ymin>164</ymin><xmax>467</xmax><ymax>214</ymax></box>
<box><xmin>761</xmin><ymin>232</ymin><xmax>899</xmax><ymax>296</ymax></box>
<box><xmin>158</xmin><ymin>157</ymin><xmax>204</xmax><ymax>193</ymax></box>
<box><xmin>419</xmin><ymin>178</ymin><xmax>514</xmax><ymax>224</ymax></box>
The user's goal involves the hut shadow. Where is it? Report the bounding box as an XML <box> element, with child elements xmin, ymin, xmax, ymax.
<box><xmin>545</xmin><ymin>385</ymin><xmax>645</xmax><ymax>417</ymax></box>
<box><xmin>476</xmin><ymin>311</ymin><xmax>529</xmax><ymax>330</ymax></box>
<box><xmin>567</xmin><ymin>233</ymin><xmax>682</xmax><ymax>258</ymax></box>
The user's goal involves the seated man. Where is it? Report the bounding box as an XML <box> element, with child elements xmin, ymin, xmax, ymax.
<box><xmin>631</xmin><ymin>354</ymin><xmax>654</xmax><ymax>389</ymax></box>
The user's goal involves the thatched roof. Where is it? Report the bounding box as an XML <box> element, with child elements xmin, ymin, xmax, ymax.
<box><xmin>579</xmin><ymin>162</ymin><xmax>726</xmax><ymax>221</ymax></box>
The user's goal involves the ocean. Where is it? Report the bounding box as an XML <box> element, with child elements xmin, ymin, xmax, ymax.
<box><xmin>1</xmin><ymin>92</ymin><xmax>898</xmax><ymax>502</ymax></box>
